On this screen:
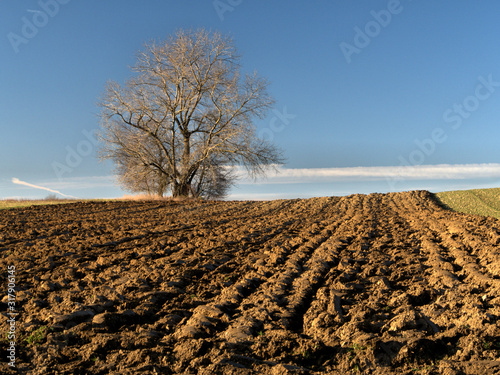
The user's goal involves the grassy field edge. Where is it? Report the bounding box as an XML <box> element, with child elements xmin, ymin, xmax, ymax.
<box><xmin>0</xmin><ymin>199</ymin><xmax>115</xmax><ymax>210</ymax></box>
<box><xmin>435</xmin><ymin>187</ymin><xmax>500</xmax><ymax>220</ymax></box>
<box><xmin>0</xmin><ymin>195</ymin><xmax>204</xmax><ymax>210</ymax></box>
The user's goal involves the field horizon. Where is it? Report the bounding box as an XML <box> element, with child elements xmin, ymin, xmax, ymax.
<box><xmin>2</xmin><ymin>187</ymin><xmax>500</xmax><ymax>221</ymax></box>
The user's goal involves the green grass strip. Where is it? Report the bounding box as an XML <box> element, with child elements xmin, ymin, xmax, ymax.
<box><xmin>436</xmin><ymin>187</ymin><xmax>500</xmax><ymax>220</ymax></box>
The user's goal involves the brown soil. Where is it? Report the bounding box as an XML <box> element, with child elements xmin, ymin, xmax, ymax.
<box><xmin>1</xmin><ymin>191</ymin><xmax>500</xmax><ymax>374</ymax></box>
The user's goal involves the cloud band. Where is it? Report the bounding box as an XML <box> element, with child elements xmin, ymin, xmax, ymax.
<box><xmin>12</xmin><ymin>177</ymin><xmax>77</xmax><ymax>198</ymax></box>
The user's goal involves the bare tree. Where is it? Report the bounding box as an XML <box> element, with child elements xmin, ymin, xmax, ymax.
<box><xmin>98</xmin><ymin>29</ymin><xmax>284</xmax><ymax>199</ymax></box>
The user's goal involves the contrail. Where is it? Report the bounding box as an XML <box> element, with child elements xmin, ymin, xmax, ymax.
<box><xmin>12</xmin><ymin>178</ymin><xmax>77</xmax><ymax>199</ymax></box>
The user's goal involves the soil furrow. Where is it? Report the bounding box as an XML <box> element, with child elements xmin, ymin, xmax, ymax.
<box><xmin>1</xmin><ymin>192</ymin><xmax>500</xmax><ymax>374</ymax></box>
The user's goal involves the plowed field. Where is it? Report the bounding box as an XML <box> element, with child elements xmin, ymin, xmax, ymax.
<box><xmin>1</xmin><ymin>191</ymin><xmax>500</xmax><ymax>374</ymax></box>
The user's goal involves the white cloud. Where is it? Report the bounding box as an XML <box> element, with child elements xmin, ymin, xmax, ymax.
<box><xmin>236</xmin><ymin>163</ymin><xmax>500</xmax><ymax>184</ymax></box>
<box><xmin>12</xmin><ymin>177</ymin><xmax>78</xmax><ymax>198</ymax></box>
<box><xmin>8</xmin><ymin>176</ymin><xmax>119</xmax><ymax>199</ymax></box>
<box><xmin>9</xmin><ymin>164</ymin><xmax>500</xmax><ymax>201</ymax></box>
<box><xmin>42</xmin><ymin>176</ymin><xmax>116</xmax><ymax>190</ymax></box>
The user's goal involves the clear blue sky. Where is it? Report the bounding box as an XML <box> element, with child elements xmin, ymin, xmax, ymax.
<box><xmin>2</xmin><ymin>0</ymin><xmax>500</xmax><ymax>199</ymax></box>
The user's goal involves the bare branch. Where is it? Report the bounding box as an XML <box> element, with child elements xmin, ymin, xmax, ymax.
<box><xmin>97</xmin><ymin>29</ymin><xmax>284</xmax><ymax>199</ymax></box>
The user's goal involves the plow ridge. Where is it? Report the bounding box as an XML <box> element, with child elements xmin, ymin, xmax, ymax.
<box><xmin>1</xmin><ymin>192</ymin><xmax>500</xmax><ymax>374</ymax></box>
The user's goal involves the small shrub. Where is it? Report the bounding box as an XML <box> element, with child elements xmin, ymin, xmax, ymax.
<box><xmin>24</xmin><ymin>326</ymin><xmax>49</xmax><ymax>346</ymax></box>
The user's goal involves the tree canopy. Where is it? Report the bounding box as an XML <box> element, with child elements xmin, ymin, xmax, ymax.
<box><xmin>97</xmin><ymin>29</ymin><xmax>284</xmax><ymax>199</ymax></box>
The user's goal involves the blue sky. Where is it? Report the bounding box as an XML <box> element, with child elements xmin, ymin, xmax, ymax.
<box><xmin>1</xmin><ymin>0</ymin><xmax>500</xmax><ymax>199</ymax></box>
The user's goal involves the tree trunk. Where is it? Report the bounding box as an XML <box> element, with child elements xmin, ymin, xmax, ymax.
<box><xmin>155</xmin><ymin>171</ymin><xmax>167</xmax><ymax>197</ymax></box>
<box><xmin>171</xmin><ymin>134</ymin><xmax>193</xmax><ymax>198</ymax></box>
<box><xmin>156</xmin><ymin>180</ymin><xmax>165</xmax><ymax>198</ymax></box>
<box><xmin>173</xmin><ymin>182</ymin><xmax>191</xmax><ymax>198</ymax></box>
